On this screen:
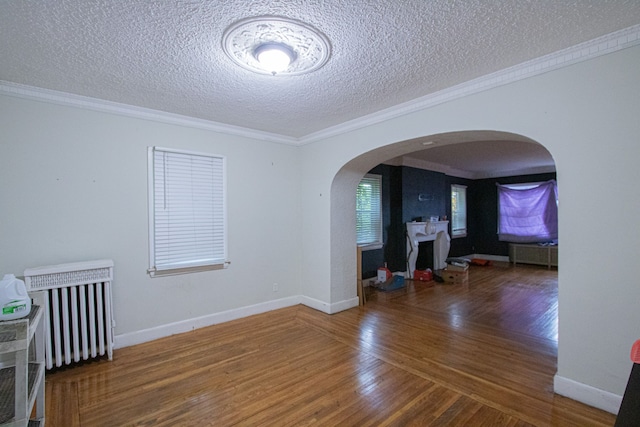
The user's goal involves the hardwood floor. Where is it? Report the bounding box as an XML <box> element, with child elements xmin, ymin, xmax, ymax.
<box><xmin>45</xmin><ymin>263</ymin><xmax>616</xmax><ymax>426</ymax></box>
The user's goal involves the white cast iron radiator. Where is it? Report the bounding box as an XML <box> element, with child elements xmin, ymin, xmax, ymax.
<box><xmin>23</xmin><ymin>259</ymin><xmax>115</xmax><ymax>369</ymax></box>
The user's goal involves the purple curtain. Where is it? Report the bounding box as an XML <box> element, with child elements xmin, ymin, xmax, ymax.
<box><xmin>497</xmin><ymin>180</ymin><xmax>558</xmax><ymax>243</ymax></box>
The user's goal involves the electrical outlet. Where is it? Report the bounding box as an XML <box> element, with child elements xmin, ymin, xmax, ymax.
<box><xmin>273</xmin><ymin>283</ymin><xmax>278</xmax><ymax>292</ymax></box>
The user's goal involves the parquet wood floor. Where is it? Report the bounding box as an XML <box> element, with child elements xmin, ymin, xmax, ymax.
<box><xmin>44</xmin><ymin>263</ymin><xmax>616</xmax><ymax>426</ymax></box>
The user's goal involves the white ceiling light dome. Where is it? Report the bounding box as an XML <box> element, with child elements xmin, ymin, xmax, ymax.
<box><xmin>222</xmin><ymin>16</ymin><xmax>331</xmax><ymax>76</ymax></box>
<box><xmin>254</xmin><ymin>43</ymin><xmax>295</xmax><ymax>74</ymax></box>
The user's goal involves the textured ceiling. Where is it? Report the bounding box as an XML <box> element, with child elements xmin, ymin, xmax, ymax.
<box><xmin>1</xmin><ymin>1</ymin><xmax>640</xmax><ymax>176</ymax></box>
<box><xmin>388</xmin><ymin>132</ymin><xmax>557</xmax><ymax>179</ymax></box>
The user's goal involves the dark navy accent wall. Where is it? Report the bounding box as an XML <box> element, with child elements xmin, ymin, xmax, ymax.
<box><xmin>359</xmin><ymin>165</ymin><xmax>556</xmax><ymax>278</ymax></box>
<box><xmin>401</xmin><ymin>167</ymin><xmax>448</xmax><ymax>271</ymax></box>
<box><xmin>386</xmin><ymin>166</ymin><xmax>405</xmax><ymax>272</ymax></box>
<box><xmin>361</xmin><ymin>165</ymin><xmax>450</xmax><ymax>278</ymax></box>
<box><xmin>401</xmin><ymin>167</ymin><xmax>447</xmax><ymax>223</ymax></box>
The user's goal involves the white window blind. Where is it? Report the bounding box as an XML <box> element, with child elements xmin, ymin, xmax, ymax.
<box><xmin>356</xmin><ymin>174</ymin><xmax>382</xmax><ymax>246</ymax></box>
<box><xmin>148</xmin><ymin>147</ymin><xmax>227</xmax><ymax>276</ymax></box>
<box><xmin>451</xmin><ymin>184</ymin><xmax>467</xmax><ymax>238</ymax></box>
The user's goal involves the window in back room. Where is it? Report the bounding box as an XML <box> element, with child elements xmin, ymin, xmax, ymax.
<box><xmin>497</xmin><ymin>180</ymin><xmax>558</xmax><ymax>243</ymax></box>
<box><xmin>356</xmin><ymin>174</ymin><xmax>382</xmax><ymax>248</ymax></box>
<box><xmin>451</xmin><ymin>184</ymin><xmax>467</xmax><ymax>238</ymax></box>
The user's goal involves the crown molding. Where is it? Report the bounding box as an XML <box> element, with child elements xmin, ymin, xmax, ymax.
<box><xmin>474</xmin><ymin>165</ymin><xmax>557</xmax><ymax>180</ymax></box>
<box><xmin>384</xmin><ymin>155</ymin><xmax>556</xmax><ymax>179</ymax></box>
<box><xmin>386</xmin><ymin>156</ymin><xmax>476</xmax><ymax>180</ymax></box>
<box><xmin>300</xmin><ymin>24</ymin><xmax>640</xmax><ymax>145</ymax></box>
<box><xmin>1</xmin><ymin>24</ymin><xmax>638</xmax><ymax>147</ymax></box>
<box><xmin>0</xmin><ymin>81</ymin><xmax>299</xmax><ymax>146</ymax></box>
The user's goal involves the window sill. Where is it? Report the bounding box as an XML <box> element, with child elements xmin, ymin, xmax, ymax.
<box><xmin>148</xmin><ymin>262</ymin><xmax>229</xmax><ymax>277</ymax></box>
<box><xmin>451</xmin><ymin>233</ymin><xmax>467</xmax><ymax>239</ymax></box>
<box><xmin>358</xmin><ymin>243</ymin><xmax>383</xmax><ymax>251</ymax></box>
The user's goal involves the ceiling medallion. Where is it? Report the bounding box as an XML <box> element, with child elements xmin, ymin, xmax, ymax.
<box><xmin>222</xmin><ymin>16</ymin><xmax>331</xmax><ymax>76</ymax></box>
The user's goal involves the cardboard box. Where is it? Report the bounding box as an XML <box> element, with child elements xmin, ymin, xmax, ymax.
<box><xmin>445</xmin><ymin>263</ymin><xmax>469</xmax><ymax>272</ymax></box>
<box><xmin>442</xmin><ymin>269</ymin><xmax>469</xmax><ymax>284</ymax></box>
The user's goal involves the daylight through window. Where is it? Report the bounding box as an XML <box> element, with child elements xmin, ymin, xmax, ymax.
<box><xmin>451</xmin><ymin>184</ymin><xmax>467</xmax><ymax>238</ymax></box>
<box><xmin>356</xmin><ymin>174</ymin><xmax>382</xmax><ymax>246</ymax></box>
<box><xmin>148</xmin><ymin>147</ymin><xmax>227</xmax><ymax>277</ymax></box>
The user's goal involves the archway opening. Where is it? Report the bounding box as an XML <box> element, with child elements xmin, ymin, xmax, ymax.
<box><xmin>330</xmin><ymin>130</ymin><xmax>558</xmax><ymax>340</ymax></box>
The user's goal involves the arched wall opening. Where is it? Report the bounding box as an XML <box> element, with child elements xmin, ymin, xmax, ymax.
<box><xmin>329</xmin><ymin>130</ymin><xmax>557</xmax><ymax>307</ymax></box>
<box><xmin>303</xmin><ymin>45</ymin><xmax>640</xmax><ymax>412</ymax></box>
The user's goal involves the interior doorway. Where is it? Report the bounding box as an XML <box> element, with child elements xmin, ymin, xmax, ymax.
<box><xmin>332</xmin><ymin>129</ymin><xmax>557</xmax><ymax>320</ymax></box>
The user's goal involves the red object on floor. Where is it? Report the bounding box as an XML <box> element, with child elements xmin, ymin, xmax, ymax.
<box><xmin>414</xmin><ymin>270</ymin><xmax>433</xmax><ymax>281</ymax></box>
<box><xmin>470</xmin><ymin>259</ymin><xmax>492</xmax><ymax>266</ymax></box>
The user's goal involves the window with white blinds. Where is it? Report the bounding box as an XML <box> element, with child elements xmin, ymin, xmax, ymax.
<box><xmin>148</xmin><ymin>147</ymin><xmax>227</xmax><ymax>277</ymax></box>
<box><xmin>451</xmin><ymin>184</ymin><xmax>467</xmax><ymax>238</ymax></box>
<box><xmin>356</xmin><ymin>174</ymin><xmax>382</xmax><ymax>246</ymax></box>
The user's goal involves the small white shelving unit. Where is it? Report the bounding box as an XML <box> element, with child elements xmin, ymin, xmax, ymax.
<box><xmin>0</xmin><ymin>305</ymin><xmax>45</xmax><ymax>427</ymax></box>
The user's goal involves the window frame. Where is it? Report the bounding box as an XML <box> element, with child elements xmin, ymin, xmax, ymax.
<box><xmin>356</xmin><ymin>174</ymin><xmax>383</xmax><ymax>250</ymax></box>
<box><xmin>451</xmin><ymin>184</ymin><xmax>467</xmax><ymax>238</ymax></box>
<box><xmin>147</xmin><ymin>146</ymin><xmax>228</xmax><ymax>277</ymax></box>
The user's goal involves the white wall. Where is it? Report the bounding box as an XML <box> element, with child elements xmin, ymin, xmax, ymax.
<box><xmin>1</xmin><ymin>43</ymin><xmax>638</xmax><ymax>414</ymax></box>
<box><xmin>0</xmin><ymin>96</ymin><xmax>302</xmax><ymax>341</ymax></box>
<box><xmin>299</xmin><ymin>45</ymin><xmax>640</xmax><ymax>412</ymax></box>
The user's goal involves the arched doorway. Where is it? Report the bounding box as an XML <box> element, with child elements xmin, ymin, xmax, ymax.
<box><xmin>329</xmin><ymin>130</ymin><xmax>557</xmax><ymax>308</ymax></box>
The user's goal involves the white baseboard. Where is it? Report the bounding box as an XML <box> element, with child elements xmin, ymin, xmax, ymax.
<box><xmin>465</xmin><ymin>253</ymin><xmax>510</xmax><ymax>263</ymax></box>
<box><xmin>299</xmin><ymin>295</ymin><xmax>331</xmax><ymax>313</ymax></box>
<box><xmin>554</xmin><ymin>374</ymin><xmax>622</xmax><ymax>415</ymax></box>
<box><xmin>115</xmin><ymin>296</ymin><xmax>301</xmax><ymax>348</ymax></box>
<box><xmin>273</xmin><ymin>295</ymin><xmax>358</xmax><ymax>314</ymax></box>
<box><xmin>327</xmin><ymin>297</ymin><xmax>359</xmax><ymax>314</ymax></box>
<box><xmin>115</xmin><ymin>294</ymin><xmax>358</xmax><ymax>349</ymax></box>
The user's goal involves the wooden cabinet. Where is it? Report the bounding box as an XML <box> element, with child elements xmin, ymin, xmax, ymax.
<box><xmin>0</xmin><ymin>306</ymin><xmax>45</xmax><ymax>427</ymax></box>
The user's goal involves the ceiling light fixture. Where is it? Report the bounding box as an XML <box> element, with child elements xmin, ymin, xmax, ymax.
<box><xmin>254</xmin><ymin>43</ymin><xmax>295</xmax><ymax>75</ymax></box>
<box><xmin>223</xmin><ymin>16</ymin><xmax>331</xmax><ymax>76</ymax></box>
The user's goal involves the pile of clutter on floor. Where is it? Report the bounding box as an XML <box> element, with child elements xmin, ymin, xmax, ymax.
<box><xmin>372</xmin><ymin>257</ymin><xmax>491</xmax><ymax>291</ymax></box>
<box><xmin>435</xmin><ymin>257</ymin><xmax>471</xmax><ymax>284</ymax></box>
<box><xmin>371</xmin><ymin>263</ymin><xmax>406</xmax><ymax>291</ymax></box>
